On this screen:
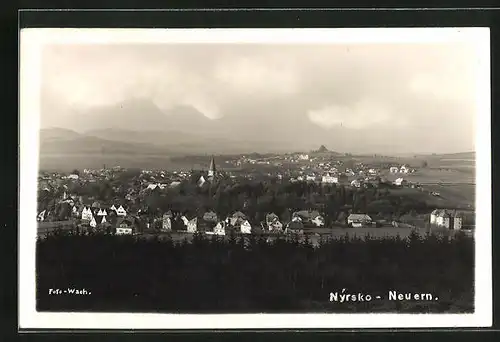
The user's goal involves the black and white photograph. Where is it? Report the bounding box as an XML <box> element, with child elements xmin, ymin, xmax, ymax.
<box><xmin>19</xmin><ymin>28</ymin><xmax>491</xmax><ymax>329</ymax></box>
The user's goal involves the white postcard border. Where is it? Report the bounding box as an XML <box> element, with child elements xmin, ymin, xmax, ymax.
<box><xmin>19</xmin><ymin>27</ymin><xmax>492</xmax><ymax>330</ymax></box>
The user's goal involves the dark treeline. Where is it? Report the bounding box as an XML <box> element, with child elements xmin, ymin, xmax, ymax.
<box><xmin>37</xmin><ymin>231</ymin><xmax>474</xmax><ymax>313</ymax></box>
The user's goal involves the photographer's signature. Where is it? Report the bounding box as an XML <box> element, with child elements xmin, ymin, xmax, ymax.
<box><xmin>48</xmin><ymin>288</ymin><xmax>92</xmax><ymax>295</ymax></box>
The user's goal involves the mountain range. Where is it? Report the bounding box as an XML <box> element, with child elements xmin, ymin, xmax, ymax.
<box><xmin>39</xmin><ymin>98</ymin><xmax>474</xmax><ymax>157</ymax></box>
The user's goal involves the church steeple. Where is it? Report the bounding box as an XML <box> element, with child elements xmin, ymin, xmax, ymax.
<box><xmin>208</xmin><ymin>156</ymin><xmax>216</xmax><ymax>178</ymax></box>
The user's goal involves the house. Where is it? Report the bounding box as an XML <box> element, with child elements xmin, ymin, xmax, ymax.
<box><xmin>68</xmin><ymin>173</ymin><xmax>79</xmax><ymax>180</ymax></box>
<box><xmin>286</xmin><ymin>220</ymin><xmax>304</xmax><ymax>234</ymax></box>
<box><xmin>213</xmin><ymin>221</ymin><xmax>226</xmax><ymax>236</ymax></box>
<box><xmin>430</xmin><ymin>209</ymin><xmax>464</xmax><ymax>230</ymax></box>
<box><xmin>292</xmin><ymin>210</ymin><xmax>310</xmax><ymax>222</ymax></box>
<box><xmin>203</xmin><ymin>210</ymin><xmax>218</xmax><ymax>223</ymax></box>
<box><xmin>81</xmin><ymin>207</ymin><xmax>93</xmax><ymax>221</ymax></box>
<box><xmin>306</xmin><ymin>175</ymin><xmax>316</xmax><ymax>182</ymax></box>
<box><xmin>116</xmin><ymin>219</ymin><xmax>134</xmax><ymax>235</ymax></box>
<box><xmin>110</xmin><ymin>204</ymin><xmax>117</xmax><ymax>212</ymax></box>
<box><xmin>94</xmin><ymin>215</ymin><xmax>107</xmax><ymax>225</ymax></box>
<box><xmin>37</xmin><ymin>210</ymin><xmax>47</xmax><ymax>222</ymax></box>
<box><xmin>298</xmin><ymin>154</ymin><xmax>309</xmax><ymax>160</ymax></box>
<box><xmin>162</xmin><ymin>214</ymin><xmax>172</xmax><ymax>231</ymax></box>
<box><xmin>170</xmin><ymin>181</ymin><xmax>181</xmax><ymax>188</ymax></box>
<box><xmin>266</xmin><ymin>213</ymin><xmax>283</xmax><ymax>231</ymax></box>
<box><xmin>198</xmin><ymin>176</ymin><xmax>206</xmax><ymax>187</ymax></box>
<box><xmin>146</xmin><ymin>183</ymin><xmax>158</xmax><ymax>191</ymax></box>
<box><xmin>389</xmin><ymin>166</ymin><xmax>399</xmax><ymax>173</ymax></box>
<box><xmin>453</xmin><ymin>212</ymin><xmax>464</xmax><ymax>230</ymax></box>
<box><xmin>240</xmin><ymin>220</ymin><xmax>252</xmax><ymax>234</ymax></box>
<box><xmin>97</xmin><ymin>209</ymin><xmax>107</xmax><ymax>216</ymax></box>
<box><xmin>311</xmin><ymin>214</ymin><xmax>325</xmax><ymax>227</ymax></box>
<box><xmin>322</xmin><ymin>174</ymin><xmax>338</xmax><ymax>184</ymax></box>
<box><xmin>368</xmin><ymin>168</ymin><xmax>377</xmax><ymax>175</ymax></box>
<box><xmin>181</xmin><ymin>216</ymin><xmax>198</xmax><ymax>233</ymax></box>
<box><xmin>400</xmin><ymin>165</ymin><xmax>410</xmax><ymax>174</ymax></box>
<box><xmin>116</xmin><ymin>205</ymin><xmax>127</xmax><ymax>217</ymax></box>
<box><xmin>351</xmin><ymin>179</ymin><xmax>362</xmax><ymax>188</ymax></box>
<box><xmin>89</xmin><ymin>216</ymin><xmax>97</xmax><ymax>228</ymax></box>
<box><xmin>347</xmin><ymin>214</ymin><xmax>372</xmax><ymax>227</ymax></box>
<box><xmin>229</xmin><ymin>211</ymin><xmax>247</xmax><ymax>226</ymax></box>
<box><xmin>393</xmin><ymin>177</ymin><xmax>406</xmax><ymax>186</ymax></box>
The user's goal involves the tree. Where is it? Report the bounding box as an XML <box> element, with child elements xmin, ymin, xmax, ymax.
<box><xmin>421</xmin><ymin>160</ymin><xmax>428</xmax><ymax>168</ymax></box>
<box><xmin>71</xmin><ymin>169</ymin><xmax>80</xmax><ymax>176</ymax></box>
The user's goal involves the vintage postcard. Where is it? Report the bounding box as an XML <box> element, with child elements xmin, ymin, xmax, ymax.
<box><xmin>19</xmin><ymin>27</ymin><xmax>491</xmax><ymax>330</ymax></box>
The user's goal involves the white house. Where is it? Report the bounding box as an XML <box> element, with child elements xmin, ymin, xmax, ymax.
<box><xmin>110</xmin><ymin>204</ymin><xmax>117</xmax><ymax>212</ymax></box>
<box><xmin>37</xmin><ymin>210</ymin><xmax>46</xmax><ymax>222</ymax></box>
<box><xmin>453</xmin><ymin>213</ymin><xmax>464</xmax><ymax>230</ymax></box>
<box><xmin>306</xmin><ymin>175</ymin><xmax>316</xmax><ymax>182</ymax></box>
<box><xmin>298</xmin><ymin>154</ymin><xmax>309</xmax><ymax>161</ymax></box>
<box><xmin>181</xmin><ymin>216</ymin><xmax>198</xmax><ymax>233</ymax></box>
<box><xmin>146</xmin><ymin>183</ymin><xmax>158</xmax><ymax>191</ymax></box>
<box><xmin>322</xmin><ymin>174</ymin><xmax>338</xmax><ymax>184</ymax></box>
<box><xmin>351</xmin><ymin>179</ymin><xmax>362</xmax><ymax>188</ymax></box>
<box><xmin>430</xmin><ymin>209</ymin><xmax>463</xmax><ymax>230</ymax></box>
<box><xmin>116</xmin><ymin>227</ymin><xmax>133</xmax><ymax>235</ymax></box>
<box><xmin>170</xmin><ymin>181</ymin><xmax>181</xmax><ymax>188</ymax></box>
<box><xmin>311</xmin><ymin>214</ymin><xmax>325</xmax><ymax>227</ymax></box>
<box><xmin>81</xmin><ymin>207</ymin><xmax>93</xmax><ymax>221</ymax></box>
<box><xmin>203</xmin><ymin>211</ymin><xmax>218</xmax><ymax>222</ymax></box>
<box><xmin>89</xmin><ymin>216</ymin><xmax>97</xmax><ymax>228</ymax></box>
<box><xmin>389</xmin><ymin>166</ymin><xmax>399</xmax><ymax>173</ymax></box>
<box><xmin>212</xmin><ymin>222</ymin><xmax>226</xmax><ymax>236</ymax></box>
<box><xmin>400</xmin><ymin>165</ymin><xmax>410</xmax><ymax>174</ymax></box>
<box><xmin>347</xmin><ymin>214</ymin><xmax>372</xmax><ymax>226</ymax></box>
<box><xmin>97</xmin><ymin>209</ymin><xmax>107</xmax><ymax>216</ymax></box>
<box><xmin>116</xmin><ymin>205</ymin><xmax>127</xmax><ymax>217</ymax></box>
<box><xmin>393</xmin><ymin>178</ymin><xmax>406</xmax><ymax>186</ymax></box>
<box><xmin>68</xmin><ymin>174</ymin><xmax>79</xmax><ymax>180</ymax></box>
<box><xmin>368</xmin><ymin>168</ymin><xmax>377</xmax><ymax>175</ymax></box>
<box><xmin>198</xmin><ymin>176</ymin><xmax>206</xmax><ymax>187</ymax></box>
<box><xmin>240</xmin><ymin>220</ymin><xmax>252</xmax><ymax>234</ymax></box>
<box><xmin>162</xmin><ymin>215</ymin><xmax>172</xmax><ymax>231</ymax></box>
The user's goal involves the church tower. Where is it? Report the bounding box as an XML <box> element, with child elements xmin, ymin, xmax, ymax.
<box><xmin>208</xmin><ymin>156</ymin><xmax>216</xmax><ymax>178</ymax></box>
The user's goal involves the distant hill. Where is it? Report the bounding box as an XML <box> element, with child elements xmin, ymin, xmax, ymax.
<box><xmin>40</xmin><ymin>134</ymin><xmax>171</xmax><ymax>156</ymax></box>
<box><xmin>416</xmin><ymin>152</ymin><xmax>476</xmax><ymax>160</ymax></box>
<box><xmin>310</xmin><ymin>144</ymin><xmax>343</xmax><ymax>156</ymax></box>
<box><xmin>39</xmin><ymin>127</ymin><xmax>82</xmax><ymax>141</ymax></box>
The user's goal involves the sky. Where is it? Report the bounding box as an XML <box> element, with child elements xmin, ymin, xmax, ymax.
<box><xmin>40</xmin><ymin>40</ymin><xmax>481</xmax><ymax>154</ymax></box>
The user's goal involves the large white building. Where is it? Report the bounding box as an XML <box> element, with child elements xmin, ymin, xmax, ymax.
<box><xmin>322</xmin><ymin>174</ymin><xmax>338</xmax><ymax>184</ymax></box>
<box><xmin>430</xmin><ymin>209</ymin><xmax>464</xmax><ymax>230</ymax></box>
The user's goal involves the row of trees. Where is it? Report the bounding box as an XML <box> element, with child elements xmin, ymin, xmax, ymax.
<box><xmin>39</xmin><ymin>170</ymin><xmax>430</xmax><ymax>225</ymax></box>
<box><xmin>36</xmin><ymin>231</ymin><xmax>474</xmax><ymax>313</ymax></box>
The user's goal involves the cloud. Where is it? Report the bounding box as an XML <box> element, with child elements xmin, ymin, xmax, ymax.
<box><xmin>307</xmin><ymin>99</ymin><xmax>396</xmax><ymax>130</ymax></box>
<box><xmin>39</xmin><ymin>42</ymin><xmax>480</xmax><ymax>153</ymax></box>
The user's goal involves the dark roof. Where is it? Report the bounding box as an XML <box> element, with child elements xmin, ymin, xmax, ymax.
<box><xmin>287</xmin><ymin>221</ymin><xmax>304</xmax><ymax>229</ymax></box>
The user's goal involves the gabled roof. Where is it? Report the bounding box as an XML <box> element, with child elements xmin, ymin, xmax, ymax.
<box><xmin>348</xmin><ymin>214</ymin><xmax>372</xmax><ymax>221</ymax></box>
<box><xmin>232</xmin><ymin>211</ymin><xmax>246</xmax><ymax>218</ymax></box>
<box><xmin>266</xmin><ymin>213</ymin><xmax>279</xmax><ymax>223</ymax></box>
<box><xmin>287</xmin><ymin>220</ymin><xmax>304</xmax><ymax>229</ymax></box>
